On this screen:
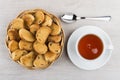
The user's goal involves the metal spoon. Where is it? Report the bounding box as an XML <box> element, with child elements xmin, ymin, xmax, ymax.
<box><xmin>61</xmin><ymin>13</ymin><xmax>111</xmax><ymax>23</ymax></box>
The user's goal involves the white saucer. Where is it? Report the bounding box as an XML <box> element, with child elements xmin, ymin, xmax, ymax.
<box><xmin>67</xmin><ymin>26</ymin><xmax>113</xmax><ymax>70</ymax></box>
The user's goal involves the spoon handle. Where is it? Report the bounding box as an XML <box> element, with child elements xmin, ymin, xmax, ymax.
<box><xmin>80</xmin><ymin>16</ymin><xmax>111</xmax><ymax>22</ymax></box>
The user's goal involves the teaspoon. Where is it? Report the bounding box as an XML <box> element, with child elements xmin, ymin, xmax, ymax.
<box><xmin>61</xmin><ymin>13</ymin><xmax>111</xmax><ymax>23</ymax></box>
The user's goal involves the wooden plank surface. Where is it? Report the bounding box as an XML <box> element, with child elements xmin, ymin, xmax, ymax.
<box><xmin>0</xmin><ymin>0</ymin><xmax>120</xmax><ymax>80</ymax></box>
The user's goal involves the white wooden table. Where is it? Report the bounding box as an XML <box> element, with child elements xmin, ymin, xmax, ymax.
<box><xmin>0</xmin><ymin>0</ymin><xmax>120</xmax><ymax>80</ymax></box>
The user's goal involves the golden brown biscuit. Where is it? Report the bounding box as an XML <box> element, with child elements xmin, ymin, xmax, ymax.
<box><xmin>20</xmin><ymin>51</ymin><xmax>35</xmax><ymax>67</ymax></box>
<box><xmin>48</xmin><ymin>42</ymin><xmax>61</xmax><ymax>54</ymax></box>
<box><xmin>11</xmin><ymin>49</ymin><xmax>28</xmax><ymax>61</ymax></box>
<box><xmin>48</xmin><ymin>35</ymin><xmax>61</xmax><ymax>43</ymax></box>
<box><xmin>19</xmin><ymin>28</ymin><xmax>35</xmax><ymax>42</ymax></box>
<box><xmin>22</xmin><ymin>14</ymin><xmax>35</xmax><ymax>26</ymax></box>
<box><xmin>30</xmin><ymin>24</ymin><xmax>40</xmax><ymax>35</ymax></box>
<box><xmin>10</xmin><ymin>18</ymin><xmax>24</xmax><ymax>30</ymax></box>
<box><xmin>44</xmin><ymin>51</ymin><xmax>57</xmax><ymax>62</ymax></box>
<box><xmin>50</xmin><ymin>23</ymin><xmax>61</xmax><ymax>35</ymax></box>
<box><xmin>7</xmin><ymin>29</ymin><xmax>20</xmax><ymax>41</ymax></box>
<box><xmin>36</xmin><ymin>26</ymin><xmax>51</xmax><ymax>44</ymax></box>
<box><xmin>42</xmin><ymin>15</ymin><xmax>52</xmax><ymax>27</ymax></box>
<box><xmin>33</xmin><ymin>54</ymin><xmax>48</xmax><ymax>68</ymax></box>
<box><xmin>35</xmin><ymin>11</ymin><xmax>45</xmax><ymax>24</ymax></box>
<box><xmin>33</xmin><ymin>41</ymin><xmax>48</xmax><ymax>54</ymax></box>
<box><xmin>8</xmin><ymin>40</ymin><xmax>19</xmax><ymax>52</ymax></box>
<box><xmin>19</xmin><ymin>40</ymin><xmax>33</xmax><ymax>51</ymax></box>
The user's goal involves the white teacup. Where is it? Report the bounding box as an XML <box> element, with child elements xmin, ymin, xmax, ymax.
<box><xmin>67</xmin><ymin>26</ymin><xmax>114</xmax><ymax>70</ymax></box>
<box><xmin>75</xmin><ymin>28</ymin><xmax>113</xmax><ymax>61</ymax></box>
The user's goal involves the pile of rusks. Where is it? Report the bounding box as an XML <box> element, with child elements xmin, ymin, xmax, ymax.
<box><xmin>6</xmin><ymin>9</ymin><xmax>64</xmax><ymax>69</ymax></box>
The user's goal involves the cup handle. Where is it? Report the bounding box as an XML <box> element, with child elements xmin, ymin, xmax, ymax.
<box><xmin>106</xmin><ymin>45</ymin><xmax>114</xmax><ymax>50</ymax></box>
